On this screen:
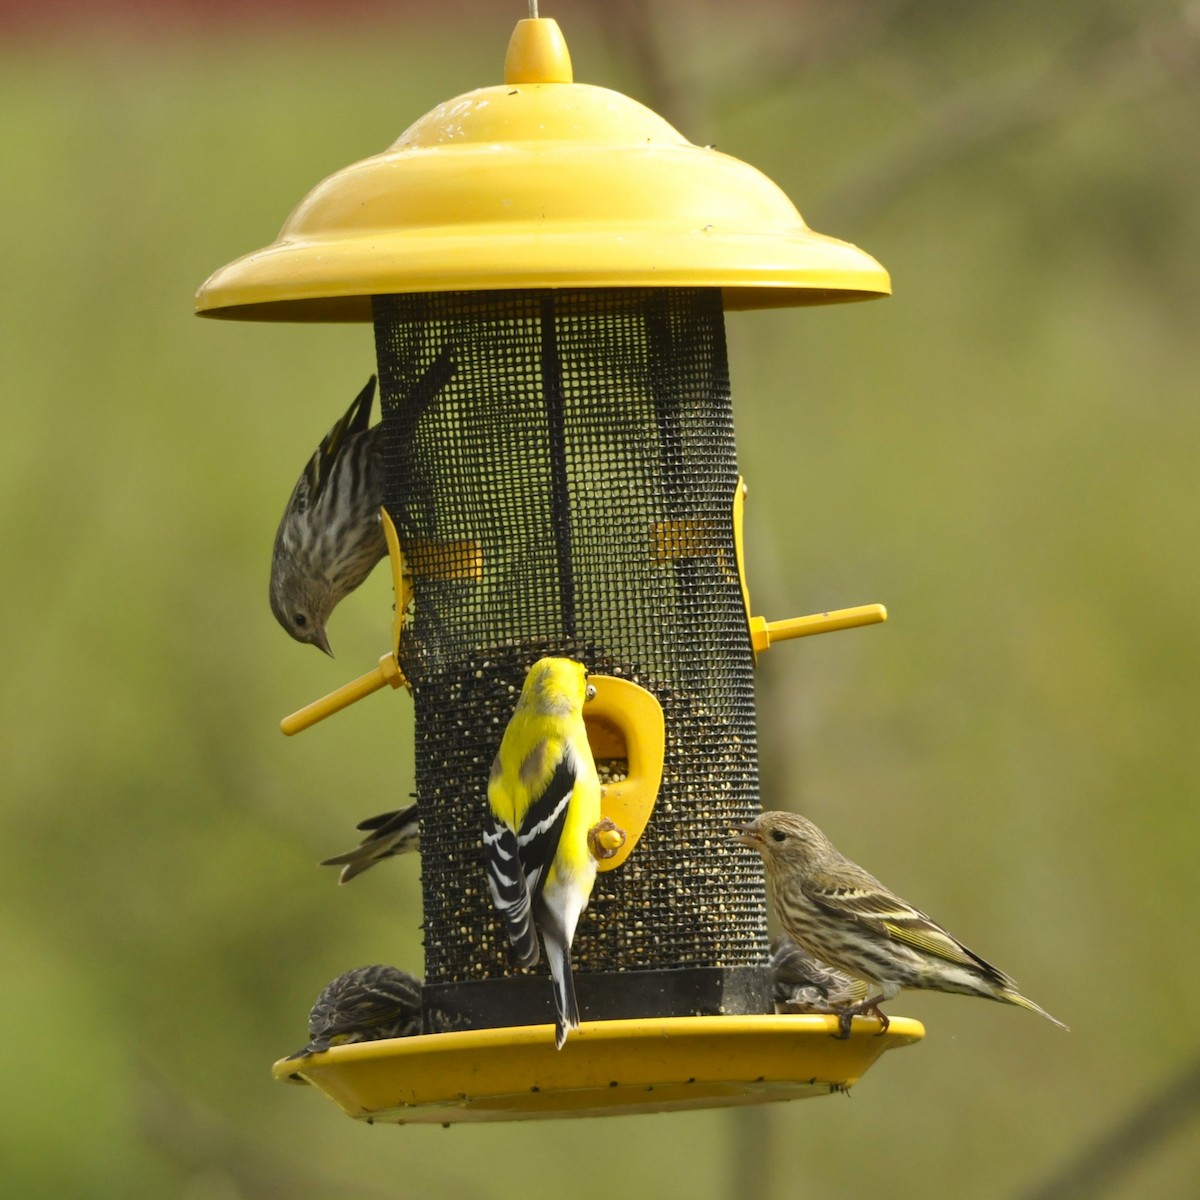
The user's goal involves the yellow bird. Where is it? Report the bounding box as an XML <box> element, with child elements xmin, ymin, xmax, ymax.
<box><xmin>483</xmin><ymin>657</ymin><xmax>602</xmax><ymax>1049</ymax></box>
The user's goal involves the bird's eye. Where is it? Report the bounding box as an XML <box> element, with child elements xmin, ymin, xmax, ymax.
<box><xmin>770</xmin><ymin>829</ymin><xmax>787</xmax><ymax>843</ymax></box>
<box><xmin>585</xmin><ymin>684</ymin><xmax>597</xmax><ymax>701</ymax></box>
<box><xmin>293</xmin><ymin>613</ymin><xmax>308</xmax><ymax>628</ymax></box>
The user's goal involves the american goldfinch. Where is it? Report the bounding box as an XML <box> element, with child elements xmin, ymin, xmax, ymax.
<box><xmin>286</xmin><ymin>964</ymin><xmax>423</xmax><ymax>1060</ymax></box>
<box><xmin>319</xmin><ymin>802</ymin><xmax>420</xmax><ymax>883</ymax></box>
<box><xmin>737</xmin><ymin>811</ymin><xmax>1067</xmax><ymax>1037</ymax></box>
<box><xmin>483</xmin><ymin>656</ymin><xmax>602</xmax><ymax>1049</ymax></box>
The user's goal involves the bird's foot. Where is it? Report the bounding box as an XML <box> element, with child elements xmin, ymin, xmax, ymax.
<box><xmin>831</xmin><ymin>995</ymin><xmax>890</xmax><ymax>1039</ymax></box>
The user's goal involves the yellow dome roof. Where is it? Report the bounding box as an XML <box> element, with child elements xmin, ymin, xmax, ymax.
<box><xmin>195</xmin><ymin>19</ymin><xmax>889</xmax><ymax>321</ymax></box>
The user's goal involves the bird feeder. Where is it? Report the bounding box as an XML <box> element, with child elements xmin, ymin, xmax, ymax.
<box><xmin>198</xmin><ymin>13</ymin><xmax>921</xmax><ymax>1124</ymax></box>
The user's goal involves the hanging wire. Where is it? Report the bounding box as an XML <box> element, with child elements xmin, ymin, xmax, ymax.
<box><xmin>1018</xmin><ymin>1051</ymin><xmax>1200</xmax><ymax>1200</ymax></box>
<box><xmin>529</xmin><ymin>1</ymin><xmax>539</xmax><ymax>19</ymax></box>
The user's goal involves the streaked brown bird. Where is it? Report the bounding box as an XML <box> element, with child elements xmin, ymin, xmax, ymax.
<box><xmin>319</xmin><ymin>802</ymin><xmax>420</xmax><ymax>883</ymax></box>
<box><xmin>268</xmin><ymin>349</ymin><xmax>455</xmax><ymax>656</ymax></box>
<box><xmin>737</xmin><ymin>811</ymin><xmax>1068</xmax><ymax>1037</ymax></box>
<box><xmin>286</xmin><ymin>964</ymin><xmax>423</xmax><ymax>1060</ymax></box>
<box><xmin>769</xmin><ymin>934</ymin><xmax>867</xmax><ymax>1015</ymax></box>
<box><xmin>269</xmin><ymin>376</ymin><xmax>386</xmax><ymax>656</ymax></box>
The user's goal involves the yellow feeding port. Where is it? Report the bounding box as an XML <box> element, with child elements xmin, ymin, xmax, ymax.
<box><xmin>195</xmin><ymin>17</ymin><xmax>890</xmax><ymax>321</ymax></box>
<box><xmin>583</xmin><ymin>674</ymin><xmax>665</xmax><ymax>871</ymax></box>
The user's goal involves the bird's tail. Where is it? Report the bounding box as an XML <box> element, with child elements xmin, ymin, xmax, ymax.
<box><xmin>542</xmin><ymin>924</ymin><xmax>580</xmax><ymax>1050</ymax></box>
<box><xmin>1003</xmin><ymin>987</ymin><xmax>1070</xmax><ymax>1031</ymax></box>
<box><xmin>319</xmin><ymin>804</ymin><xmax>420</xmax><ymax>883</ymax></box>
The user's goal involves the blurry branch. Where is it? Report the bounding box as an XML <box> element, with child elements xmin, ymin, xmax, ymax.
<box><xmin>1017</xmin><ymin>1051</ymin><xmax>1200</xmax><ymax>1200</ymax></box>
<box><xmin>579</xmin><ymin>0</ymin><xmax>1200</xmax><ymax>227</ymax></box>
<box><xmin>727</xmin><ymin>1105</ymin><xmax>773</xmax><ymax>1200</ymax></box>
<box><xmin>578</xmin><ymin>0</ymin><xmax>708</xmax><ymax>134</ymax></box>
<box><xmin>134</xmin><ymin>1065</ymin><xmax>461</xmax><ymax>1200</ymax></box>
<box><xmin>579</xmin><ymin>0</ymin><xmax>912</xmax><ymax>136</ymax></box>
<box><xmin>136</xmin><ymin>1068</ymin><xmax>307</xmax><ymax>1200</ymax></box>
<box><xmin>697</xmin><ymin>0</ymin><xmax>914</xmax><ymax>122</ymax></box>
<box><xmin>817</xmin><ymin>6</ymin><xmax>1200</xmax><ymax>227</ymax></box>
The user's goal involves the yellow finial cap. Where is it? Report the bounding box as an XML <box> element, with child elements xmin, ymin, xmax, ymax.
<box><xmin>505</xmin><ymin>18</ymin><xmax>573</xmax><ymax>84</ymax></box>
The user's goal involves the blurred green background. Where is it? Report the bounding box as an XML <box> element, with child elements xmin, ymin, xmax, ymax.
<box><xmin>3</xmin><ymin>0</ymin><xmax>1198</xmax><ymax>1196</ymax></box>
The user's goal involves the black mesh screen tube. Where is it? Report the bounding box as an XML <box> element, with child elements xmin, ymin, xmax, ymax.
<box><xmin>373</xmin><ymin>288</ymin><xmax>769</xmax><ymax>1031</ymax></box>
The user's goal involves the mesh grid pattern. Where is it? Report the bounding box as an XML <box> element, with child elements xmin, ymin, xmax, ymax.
<box><xmin>373</xmin><ymin>288</ymin><xmax>766</xmax><ymax>993</ymax></box>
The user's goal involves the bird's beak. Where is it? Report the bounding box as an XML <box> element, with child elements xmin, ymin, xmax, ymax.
<box><xmin>733</xmin><ymin>820</ymin><xmax>763</xmax><ymax>848</ymax></box>
<box><xmin>312</xmin><ymin>626</ymin><xmax>334</xmax><ymax>657</ymax></box>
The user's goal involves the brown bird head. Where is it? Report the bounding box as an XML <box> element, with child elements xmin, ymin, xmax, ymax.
<box><xmin>269</xmin><ymin>571</ymin><xmax>336</xmax><ymax>656</ymax></box>
<box><xmin>734</xmin><ymin>810</ymin><xmax>835</xmax><ymax>878</ymax></box>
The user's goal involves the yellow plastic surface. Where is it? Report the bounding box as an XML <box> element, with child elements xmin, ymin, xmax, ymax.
<box><xmin>583</xmin><ymin>675</ymin><xmax>665</xmax><ymax>872</ymax></box>
<box><xmin>750</xmin><ymin>604</ymin><xmax>888</xmax><ymax>652</ymax></box>
<box><xmin>504</xmin><ymin>16</ymin><xmax>573</xmax><ymax>84</ymax></box>
<box><xmin>281</xmin><ymin>653</ymin><xmax>406</xmax><ymax>735</ymax></box>
<box><xmin>381</xmin><ymin>508</ymin><xmax>413</xmax><ymax>658</ymax></box>
<box><xmin>275</xmin><ymin>1013</ymin><xmax>923</xmax><ymax>1123</ymax></box>
<box><xmin>733</xmin><ymin>475</ymin><xmax>887</xmax><ymax>657</ymax></box>
<box><xmin>733</xmin><ymin>476</ymin><xmax>751</xmax><ymax>629</ymax></box>
<box><xmin>195</xmin><ymin>18</ymin><xmax>889</xmax><ymax>322</ymax></box>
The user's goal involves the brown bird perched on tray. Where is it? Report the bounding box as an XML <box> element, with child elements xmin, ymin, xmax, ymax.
<box><xmin>737</xmin><ymin>811</ymin><xmax>1067</xmax><ymax>1037</ymax></box>
<box><xmin>286</xmin><ymin>964</ymin><xmax>423</xmax><ymax>1060</ymax></box>
<box><xmin>769</xmin><ymin>934</ymin><xmax>866</xmax><ymax>1014</ymax></box>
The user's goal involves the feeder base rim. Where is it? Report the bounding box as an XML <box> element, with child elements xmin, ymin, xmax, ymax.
<box><xmin>274</xmin><ymin>1013</ymin><xmax>924</xmax><ymax>1124</ymax></box>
